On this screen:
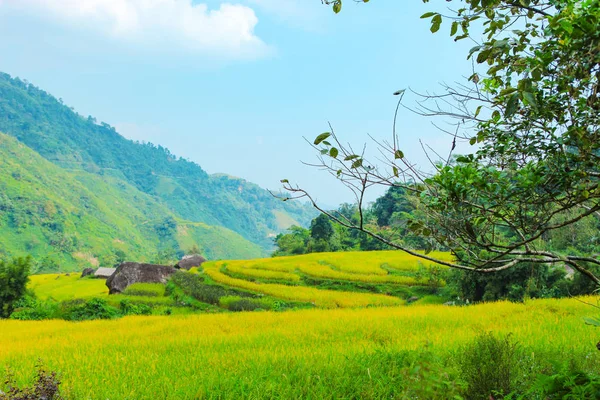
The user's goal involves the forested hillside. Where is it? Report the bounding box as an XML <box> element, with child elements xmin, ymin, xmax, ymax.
<box><xmin>0</xmin><ymin>133</ymin><xmax>264</xmax><ymax>271</ymax></box>
<box><xmin>0</xmin><ymin>72</ymin><xmax>315</xmax><ymax>250</ymax></box>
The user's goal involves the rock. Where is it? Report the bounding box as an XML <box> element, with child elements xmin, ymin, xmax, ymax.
<box><xmin>81</xmin><ymin>268</ymin><xmax>95</xmax><ymax>278</ymax></box>
<box><xmin>175</xmin><ymin>254</ymin><xmax>207</xmax><ymax>270</ymax></box>
<box><xmin>106</xmin><ymin>262</ymin><xmax>176</xmax><ymax>294</ymax></box>
<box><xmin>407</xmin><ymin>296</ymin><xmax>419</xmax><ymax>303</ymax></box>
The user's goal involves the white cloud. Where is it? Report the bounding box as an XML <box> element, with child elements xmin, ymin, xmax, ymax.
<box><xmin>1</xmin><ymin>0</ymin><xmax>269</xmax><ymax>58</ymax></box>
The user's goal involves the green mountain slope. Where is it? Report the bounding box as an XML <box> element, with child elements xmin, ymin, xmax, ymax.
<box><xmin>0</xmin><ymin>133</ymin><xmax>263</xmax><ymax>272</ymax></box>
<box><xmin>0</xmin><ymin>72</ymin><xmax>315</xmax><ymax>249</ymax></box>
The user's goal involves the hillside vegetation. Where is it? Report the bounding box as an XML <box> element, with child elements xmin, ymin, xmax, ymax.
<box><xmin>0</xmin><ymin>133</ymin><xmax>263</xmax><ymax>271</ymax></box>
<box><xmin>0</xmin><ymin>72</ymin><xmax>315</xmax><ymax>254</ymax></box>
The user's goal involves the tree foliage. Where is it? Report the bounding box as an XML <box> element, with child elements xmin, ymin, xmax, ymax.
<box><xmin>0</xmin><ymin>256</ymin><xmax>31</xmax><ymax>318</ymax></box>
<box><xmin>284</xmin><ymin>0</ymin><xmax>600</xmax><ymax>284</ymax></box>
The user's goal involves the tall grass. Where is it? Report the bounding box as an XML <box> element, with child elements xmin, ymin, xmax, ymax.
<box><xmin>0</xmin><ymin>297</ymin><xmax>598</xmax><ymax>399</ymax></box>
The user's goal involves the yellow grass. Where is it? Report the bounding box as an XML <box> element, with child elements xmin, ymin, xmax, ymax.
<box><xmin>204</xmin><ymin>266</ymin><xmax>404</xmax><ymax>308</ymax></box>
<box><xmin>295</xmin><ymin>262</ymin><xmax>420</xmax><ymax>285</ymax></box>
<box><xmin>224</xmin><ymin>264</ymin><xmax>301</xmax><ymax>282</ymax></box>
<box><xmin>0</xmin><ymin>297</ymin><xmax>598</xmax><ymax>399</ymax></box>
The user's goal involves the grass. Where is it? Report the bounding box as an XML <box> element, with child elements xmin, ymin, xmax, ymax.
<box><xmin>0</xmin><ymin>297</ymin><xmax>599</xmax><ymax>399</ymax></box>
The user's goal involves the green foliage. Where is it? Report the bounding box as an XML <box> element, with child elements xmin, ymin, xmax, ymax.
<box><xmin>9</xmin><ymin>294</ymin><xmax>59</xmax><ymax>321</ymax></box>
<box><xmin>514</xmin><ymin>367</ymin><xmax>600</xmax><ymax>399</ymax></box>
<box><xmin>119</xmin><ymin>299</ymin><xmax>152</xmax><ymax>316</ymax></box>
<box><xmin>61</xmin><ymin>298</ymin><xmax>120</xmax><ymax>321</ymax></box>
<box><xmin>310</xmin><ymin>214</ymin><xmax>334</xmax><ymax>242</ymax></box>
<box><xmin>459</xmin><ymin>332</ymin><xmax>520</xmax><ymax>400</ymax></box>
<box><xmin>448</xmin><ymin>264</ymin><xmax>571</xmax><ymax>302</ymax></box>
<box><xmin>0</xmin><ymin>257</ymin><xmax>31</xmax><ymax>318</ymax></box>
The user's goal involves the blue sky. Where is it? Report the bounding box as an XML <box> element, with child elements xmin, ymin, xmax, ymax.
<box><xmin>0</xmin><ymin>0</ymin><xmax>476</xmax><ymax>206</ymax></box>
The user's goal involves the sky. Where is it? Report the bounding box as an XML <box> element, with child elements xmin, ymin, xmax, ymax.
<box><xmin>0</xmin><ymin>0</ymin><xmax>477</xmax><ymax>207</ymax></box>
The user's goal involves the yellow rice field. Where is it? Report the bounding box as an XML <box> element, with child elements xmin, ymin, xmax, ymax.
<box><xmin>1</xmin><ymin>297</ymin><xmax>598</xmax><ymax>399</ymax></box>
<box><xmin>28</xmin><ymin>273</ymin><xmax>109</xmax><ymax>301</ymax></box>
<box><xmin>203</xmin><ymin>266</ymin><xmax>405</xmax><ymax>308</ymax></box>
<box><xmin>214</xmin><ymin>250</ymin><xmax>451</xmax><ymax>276</ymax></box>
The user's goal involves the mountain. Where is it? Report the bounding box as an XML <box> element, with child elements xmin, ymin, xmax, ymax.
<box><xmin>0</xmin><ymin>72</ymin><xmax>316</xmax><ymax>255</ymax></box>
<box><xmin>0</xmin><ymin>133</ymin><xmax>265</xmax><ymax>272</ymax></box>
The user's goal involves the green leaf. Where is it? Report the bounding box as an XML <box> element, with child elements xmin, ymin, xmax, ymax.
<box><xmin>351</xmin><ymin>159</ymin><xmax>363</xmax><ymax>169</ymax></box>
<box><xmin>344</xmin><ymin>154</ymin><xmax>359</xmax><ymax>161</ymax></box>
<box><xmin>469</xmin><ymin>137</ymin><xmax>477</xmax><ymax>145</ymax></box>
<box><xmin>394</xmin><ymin>150</ymin><xmax>404</xmax><ymax>159</ymax></box>
<box><xmin>474</xmin><ymin>105</ymin><xmax>483</xmax><ymax>118</ymax></box>
<box><xmin>314</xmin><ymin>132</ymin><xmax>331</xmax><ymax>145</ymax></box>
<box><xmin>329</xmin><ymin>148</ymin><xmax>339</xmax><ymax>158</ymax></box>
<box><xmin>505</xmin><ymin>92</ymin><xmax>520</xmax><ymax>117</ymax></box>
<box><xmin>393</xmin><ymin>166</ymin><xmax>399</xmax><ymax>177</ymax></box>
<box><xmin>420</xmin><ymin>12</ymin><xmax>436</xmax><ymax>19</ymax></box>
<box><xmin>521</xmin><ymin>91</ymin><xmax>538</xmax><ymax>111</ymax></box>
<box><xmin>450</xmin><ymin>21</ymin><xmax>458</xmax><ymax>36</ymax></box>
<box><xmin>333</xmin><ymin>2</ymin><xmax>342</xmax><ymax>13</ymax></box>
<box><xmin>320</xmin><ymin>149</ymin><xmax>328</xmax><ymax>155</ymax></box>
<box><xmin>584</xmin><ymin>317</ymin><xmax>600</xmax><ymax>327</ymax></box>
<box><xmin>430</xmin><ymin>14</ymin><xmax>442</xmax><ymax>33</ymax></box>
<box><xmin>280</xmin><ymin>179</ymin><xmax>289</xmax><ymax>184</ymax></box>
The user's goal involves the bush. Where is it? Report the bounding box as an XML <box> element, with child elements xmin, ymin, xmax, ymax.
<box><xmin>0</xmin><ymin>257</ymin><xmax>31</xmax><ymax>318</ymax></box>
<box><xmin>62</xmin><ymin>298</ymin><xmax>119</xmax><ymax>321</ymax></box>
<box><xmin>119</xmin><ymin>299</ymin><xmax>152</xmax><ymax>316</ymax></box>
<box><xmin>1</xmin><ymin>361</ymin><xmax>61</xmax><ymax>400</ymax></box>
<box><xmin>459</xmin><ymin>332</ymin><xmax>520</xmax><ymax>400</ymax></box>
<box><xmin>9</xmin><ymin>295</ymin><xmax>59</xmax><ymax>321</ymax></box>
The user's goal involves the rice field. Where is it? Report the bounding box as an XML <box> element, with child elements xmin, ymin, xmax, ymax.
<box><xmin>198</xmin><ymin>250</ymin><xmax>448</xmax><ymax>307</ymax></box>
<box><xmin>26</xmin><ymin>251</ymin><xmax>449</xmax><ymax>310</ymax></box>
<box><xmin>1</xmin><ymin>297</ymin><xmax>599</xmax><ymax>399</ymax></box>
<box><xmin>28</xmin><ymin>273</ymin><xmax>109</xmax><ymax>301</ymax></box>
<box><xmin>204</xmin><ymin>266</ymin><xmax>405</xmax><ymax>308</ymax></box>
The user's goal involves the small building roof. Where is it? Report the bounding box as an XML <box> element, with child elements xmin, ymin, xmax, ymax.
<box><xmin>94</xmin><ymin>267</ymin><xmax>116</xmax><ymax>278</ymax></box>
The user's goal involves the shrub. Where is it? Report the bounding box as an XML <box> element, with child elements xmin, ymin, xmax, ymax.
<box><xmin>119</xmin><ymin>299</ymin><xmax>152</xmax><ymax>316</ymax></box>
<box><xmin>62</xmin><ymin>298</ymin><xmax>119</xmax><ymax>321</ymax></box>
<box><xmin>1</xmin><ymin>361</ymin><xmax>61</xmax><ymax>400</ymax></box>
<box><xmin>10</xmin><ymin>296</ymin><xmax>59</xmax><ymax>321</ymax></box>
<box><xmin>227</xmin><ymin>298</ymin><xmax>267</xmax><ymax>312</ymax></box>
<box><xmin>459</xmin><ymin>332</ymin><xmax>519</xmax><ymax>400</ymax></box>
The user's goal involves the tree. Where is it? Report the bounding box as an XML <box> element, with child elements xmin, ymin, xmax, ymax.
<box><xmin>282</xmin><ymin>0</ymin><xmax>600</xmax><ymax>284</ymax></box>
<box><xmin>310</xmin><ymin>214</ymin><xmax>334</xmax><ymax>242</ymax></box>
<box><xmin>0</xmin><ymin>257</ymin><xmax>31</xmax><ymax>318</ymax></box>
